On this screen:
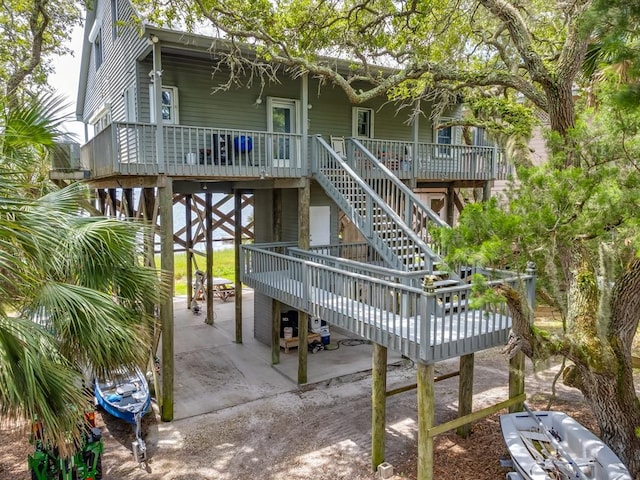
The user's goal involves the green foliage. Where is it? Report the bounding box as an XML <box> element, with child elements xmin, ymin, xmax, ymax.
<box><xmin>465</xmin><ymin>96</ymin><xmax>537</xmax><ymax>141</ymax></box>
<box><xmin>0</xmin><ymin>91</ymin><xmax>165</xmax><ymax>454</ymax></box>
<box><xmin>466</xmin><ymin>273</ymin><xmax>507</xmax><ymax>309</ymax></box>
<box><xmin>131</xmin><ymin>0</ymin><xmax>590</xmax><ymax>124</ymax></box>
<box><xmin>170</xmin><ymin>249</ymin><xmax>237</xmax><ymax>295</ymax></box>
<box><xmin>435</xmin><ymin>197</ymin><xmax>524</xmax><ymax>269</ymax></box>
<box><xmin>441</xmin><ymin>90</ymin><xmax>640</xmax><ymax>315</ymax></box>
<box><xmin>0</xmin><ymin>0</ymin><xmax>82</xmax><ymax>98</ymax></box>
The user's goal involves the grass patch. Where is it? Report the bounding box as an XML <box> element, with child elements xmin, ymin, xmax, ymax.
<box><xmin>158</xmin><ymin>248</ymin><xmax>237</xmax><ymax>296</ymax></box>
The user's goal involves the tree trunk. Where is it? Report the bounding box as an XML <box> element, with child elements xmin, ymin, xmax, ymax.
<box><xmin>500</xmin><ymin>255</ymin><xmax>640</xmax><ymax>477</ymax></box>
<box><xmin>573</xmin><ymin>364</ymin><xmax>640</xmax><ymax>477</ymax></box>
<box><xmin>562</xmin><ymin>256</ymin><xmax>640</xmax><ymax>477</ymax></box>
<box><xmin>543</xmin><ymin>81</ymin><xmax>577</xmax><ymax>164</ymax></box>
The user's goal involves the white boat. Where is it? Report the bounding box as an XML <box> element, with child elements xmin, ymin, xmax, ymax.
<box><xmin>500</xmin><ymin>407</ymin><xmax>632</xmax><ymax>480</ymax></box>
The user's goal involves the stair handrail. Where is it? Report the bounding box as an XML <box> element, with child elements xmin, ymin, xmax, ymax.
<box><xmin>348</xmin><ymin>137</ymin><xmax>450</xmax><ymax>256</ymax></box>
<box><xmin>312</xmin><ymin>135</ymin><xmax>440</xmax><ymax>273</ymax></box>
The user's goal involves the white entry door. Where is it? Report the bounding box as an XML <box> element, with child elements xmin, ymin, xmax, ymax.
<box><xmin>267</xmin><ymin>98</ymin><xmax>300</xmax><ymax>167</ymax></box>
<box><xmin>310</xmin><ymin>206</ymin><xmax>331</xmax><ymax>247</ymax></box>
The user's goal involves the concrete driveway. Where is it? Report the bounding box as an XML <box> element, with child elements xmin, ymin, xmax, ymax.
<box><xmin>165</xmin><ymin>289</ymin><xmax>403</xmax><ymax>420</ymax></box>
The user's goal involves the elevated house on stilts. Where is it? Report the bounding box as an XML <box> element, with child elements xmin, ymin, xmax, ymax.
<box><xmin>65</xmin><ymin>1</ymin><xmax>535</xmax><ymax>478</ymax></box>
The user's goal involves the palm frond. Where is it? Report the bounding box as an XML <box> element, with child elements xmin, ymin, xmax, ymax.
<box><xmin>0</xmin><ymin>315</ymin><xmax>87</xmax><ymax>456</ymax></box>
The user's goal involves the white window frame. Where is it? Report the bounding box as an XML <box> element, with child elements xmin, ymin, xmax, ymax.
<box><xmin>433</xmin><ymin>117</ymin><xmax>458</xmax><ymax>157</ymax></box>
<box><xmin>149</xmin><ymin>85</ymin><xmax>179</xmax><ymax>124</ymax></box>
<box><xmin>88</xmin><ymin>103</ymin><xmax>112</xmax><ymax>135</ymax></box>
<box><xmin>111</xmin><ymin>0</ymin><xmax>120</xmax><ymax>40</ymax></box>
<box><xmin>94</xmin><ymin>28</ymin><xmax>103</xmax><ymax>70</ymax></box>
<box><xmin>352</xmin><ymin>107</ymin><xmax>374</xmax><ymax>138</ymax></box>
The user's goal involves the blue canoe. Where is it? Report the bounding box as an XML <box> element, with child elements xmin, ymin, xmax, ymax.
<box><xmin>94</xmin><ymin>367</ymin><xmax>151</xmax><ymax>425</ymax></box>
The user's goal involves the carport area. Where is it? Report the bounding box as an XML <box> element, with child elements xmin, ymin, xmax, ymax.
<box><xmin>164</xmin><ymin>288</ymin><xmax>404</xmax><ymax>421</ymax></box>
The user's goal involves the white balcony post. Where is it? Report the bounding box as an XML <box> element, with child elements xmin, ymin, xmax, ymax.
<box><xmin>152</xmin><ymin>40</ymin><xmax>165</xmax><ymax>173</ymax></box>
<box><xmin>492</xmin><ymin>145</ymin><xmax>499</xmax><ymax>178</ymax></box>
<box><xmin>413</xmin><ymin>100</ymin><xmax>420</xmax><ymax>179</ymax></box>
<box><xmin>301</xmin><ymin>73</ymin><xmax>309</xmax><ymax>175</ymax></box>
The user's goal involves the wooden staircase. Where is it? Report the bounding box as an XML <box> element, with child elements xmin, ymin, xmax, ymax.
<box><xmin>312</xmin><ymin>135</ymin><xmax>464</xmax><ymax>308</ymax></box>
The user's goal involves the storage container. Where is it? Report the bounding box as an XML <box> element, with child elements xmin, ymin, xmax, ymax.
<box><xmin>320</xmin><ymin>325</ymin><xmax>330</xmax><ymax>345</ymax></box>
<box><xmin>309</xmin><ymin>317</ymin><xmax>321</xmax><ymax>330</ymax></box>
<box><xmin>234</xmin><ymin>135</ymin><xmax>253</xmax><ymax>153</ymax></box>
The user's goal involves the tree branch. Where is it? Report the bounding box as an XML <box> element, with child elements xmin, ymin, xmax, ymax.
<box><xmin>608</xmin><ymin>258</ymin><xmax>640</xmax><ymax>351</ymax></box>
<box><xmin>557</xmin><ymin>0</ymin><xmax>594</xmax><ymax>83</ymax></box>
<box><xmin>6</xmin><ymin>0</ymin><xmax>50</xmax><ymax>101</ymax></box>
<box><xmin>477</xmin><ymin>0</ymin><xmax>552</xmax><ymax>87</ymax></box>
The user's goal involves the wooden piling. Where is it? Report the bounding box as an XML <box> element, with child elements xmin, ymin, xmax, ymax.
<box><xmin>457</xmin><ymin>353</ymin><xmax>474</xmax><ymax>437</ymax></box>
<box><xmin>446</xmin><ymin>185</ymin><xmax>455</xmax><ymax>226</ymax></box>
<box><xmin>272</xmin><ymin>300</ymin><xmax>281</xmax><ymax>365</ymax></box>
<box><xmin>297</xmin><ymin>181</ymin><xmax>310</xmax><ymax>385</ymax></box>
<box><xmin>297</xmin><ymin>311</ymin><xmax>309</xmax><ymax>385</ymax></box>
<box><xmin>417</xmin><ymin>362</ymin><xmax>435</xmax><ymax>480</ymax></box>
<box><xmin>205</xmin><ymin>192</ymin><xmax>214</xmax><ymax>326</ymax></box>
<box><xmin>185</xmin><ymin>194</ymin><xmax>193</xmax><ymax>309</ymax></box>
<box><xmin>509</xmin><ymin>351</ymin><xmax>525</xmax><ymax>412</ymax></box>
<box><xmin>159</xmin><ymin>177</ymin><xmax>174</xmax><ymax>422</ymax></box>
<box><xmin>234</xmin><ymin>190</ymin><xmax>242</xmax><ymax>344</ymax></box>
<box><xmin>272</xmin><ymin>189</ymin><xmax>282</xmax><ymax>365</ymax></box>
<box><xmin>371</xmin><ymin>343</ymin><xmax>387</xmax><ymax>470</ymax></box>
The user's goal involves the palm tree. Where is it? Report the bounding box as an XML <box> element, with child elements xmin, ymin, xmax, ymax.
<box><xmin>0</xmin><ymin>93</ymin><xmax>166</xmax><ymax>455</ymax></box>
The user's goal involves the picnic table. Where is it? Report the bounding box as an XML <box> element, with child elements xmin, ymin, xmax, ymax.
<box><xmin>211</xmin><ymin>277</ymin><xmax>235</xmax><ymax>301</ymax></box>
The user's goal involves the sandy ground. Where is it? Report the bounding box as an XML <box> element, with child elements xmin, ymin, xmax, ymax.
<box><xmin>0</xmin><ymin>346</ymin><xmax>597</xmax><ymax>480</ymax></box>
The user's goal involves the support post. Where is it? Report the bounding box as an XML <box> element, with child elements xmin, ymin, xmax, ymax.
<box><xmin>205</xmin><ymin>192</ymin><xmax>214</xmax><ymax>325</ymax></box>
<box><xmin>272</xmin><ymin>300</ymin><xmax>281</xmax><ymax>365</ymax></box>
<box><xmin>142</xmin><ymin>188</ymin><xmax>156</xmax><ymax>268</ymax></box>
<box><xmin>509</xmin><ymin>351</ymin><xmax>525</xmax><ymax>413</ymax></box>
<box><xmin>297</xmin><ymin>181</ymin><xmax>310</xmax><ymax>385</ymax></box>
<box><xmin>185</xmin><ymin>194</ymin><xmax>193</xmax><ymax>309</ymax></box>
<box><xmin>272</xmin><ymin>189</ymin><xmax>282</xmax><ymax>365</ymax></box>
<box><xmin>371</xmin><ymin>343</ymin><xmax>388</xmax><ymax>471</ymax></box>
<box><xmin>234</xmin><ymin>190</ymin><xmax>242</xmax><ymax>343</ymax></box>
<box><xmin>123</xmin><ymin>188</ymin><xmax>134</xmax><ymax>217</ymax></box>
<box><xmin>446</xmin><ymin>185</ymin><xmax>455</xmax><ymax>226</ymax></box>
<box><xmin>482</xmin><ymin>181</ymin><xmax>492</xmax><ymax>202</ymax></box>
<box><xmin>301</xmin><ymin>73</ymin><xmax>308</xmax><ymax>172</ymax></box>
<box><xmin>456</xmin><ymin>353</ymin><xmax>474</xmax><ymax>437</ymax></box>
<box><xmin>159</xmin><ymin>177</ymin><xmax>174</xmax><ymax>422</ymax></box>
<box><xmin>152</xmin><ymin>41</ymin><xmax>165</xmax><ymax>173</ymax></box>
<box><xmin>411</xmin><ymin>100</ymin><xmax>420</xmax><ymax>186</ymax></box>
<box><xmin>417</xmin><ymin>362</ymin><xmax>435</xmax><ymax>480</ymax></box>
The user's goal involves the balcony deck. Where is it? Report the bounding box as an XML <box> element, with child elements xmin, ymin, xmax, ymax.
<box><xmin>79</xmin><ymin>123</ymin><xmax>513</xmax><ymax>183</ymax></box>
<box><xmin>241</xmin><ymin>243</ymin><xmax>534</xmax><ymax>363</ymax></box>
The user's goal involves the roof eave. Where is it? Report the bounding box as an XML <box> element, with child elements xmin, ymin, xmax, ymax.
<box><xmin>75</xmin><ymin>7</ymin><xmax>96</xmax><ymax>121</ymax></box>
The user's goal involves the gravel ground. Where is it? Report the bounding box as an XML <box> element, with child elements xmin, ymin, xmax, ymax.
<box><xmin>0</xmin><ymin>347</ymin><xmax>598</xmax><ymax>480</ymax></box>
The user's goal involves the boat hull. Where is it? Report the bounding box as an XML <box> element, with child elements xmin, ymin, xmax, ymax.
<box><xmin>500</xmin><ymin>411</ymin><xmax>631</xmax><ymax>480</ymax></box>
<box><xmin>94</xmin><ymin>367</ymin><xmax>151</xmax><ymax>425</ymax></box>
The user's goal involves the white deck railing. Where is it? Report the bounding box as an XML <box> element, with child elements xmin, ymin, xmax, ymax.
<box><xmin>242</xmin><ymin>243</ymin><xmax>535</xmax><ymax>363</ymax></box>
<box><xmin>357</xmin><ymin>138</ymin><xmax>512</xmax><ymax>181</ymax></box>
<box><xmin>81</xmin><ymin>122</ymin><xmax>307</xmax><ymax>178</ymax></box>
<box><xmin>80</xmin><ymin>123</ymin><xmax>513</xmax><ymax>181</ymax></box>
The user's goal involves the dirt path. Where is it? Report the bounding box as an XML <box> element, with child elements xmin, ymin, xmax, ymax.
<box><xmin>1</xmin><ymin>348</ymin><xmax>594</xmax><ymax>480</ymax></box>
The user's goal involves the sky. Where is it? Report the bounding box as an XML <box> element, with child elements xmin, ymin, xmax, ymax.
<box><xmin>50</xmin><ymin>26</ymin><xmax>86</xmax><ymax>141</ymax></box>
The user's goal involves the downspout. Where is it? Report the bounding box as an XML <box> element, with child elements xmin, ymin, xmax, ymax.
<box><xmin>152</xmin><ymin>37</ymin><xmax>165</xmax><ymax>173</ymax></box>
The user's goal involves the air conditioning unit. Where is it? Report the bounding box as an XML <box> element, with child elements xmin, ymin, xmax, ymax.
<box><xmin>52</xmin><ymin>142</ymin><xmax>81</xmax><ymax>170</ymax></box>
